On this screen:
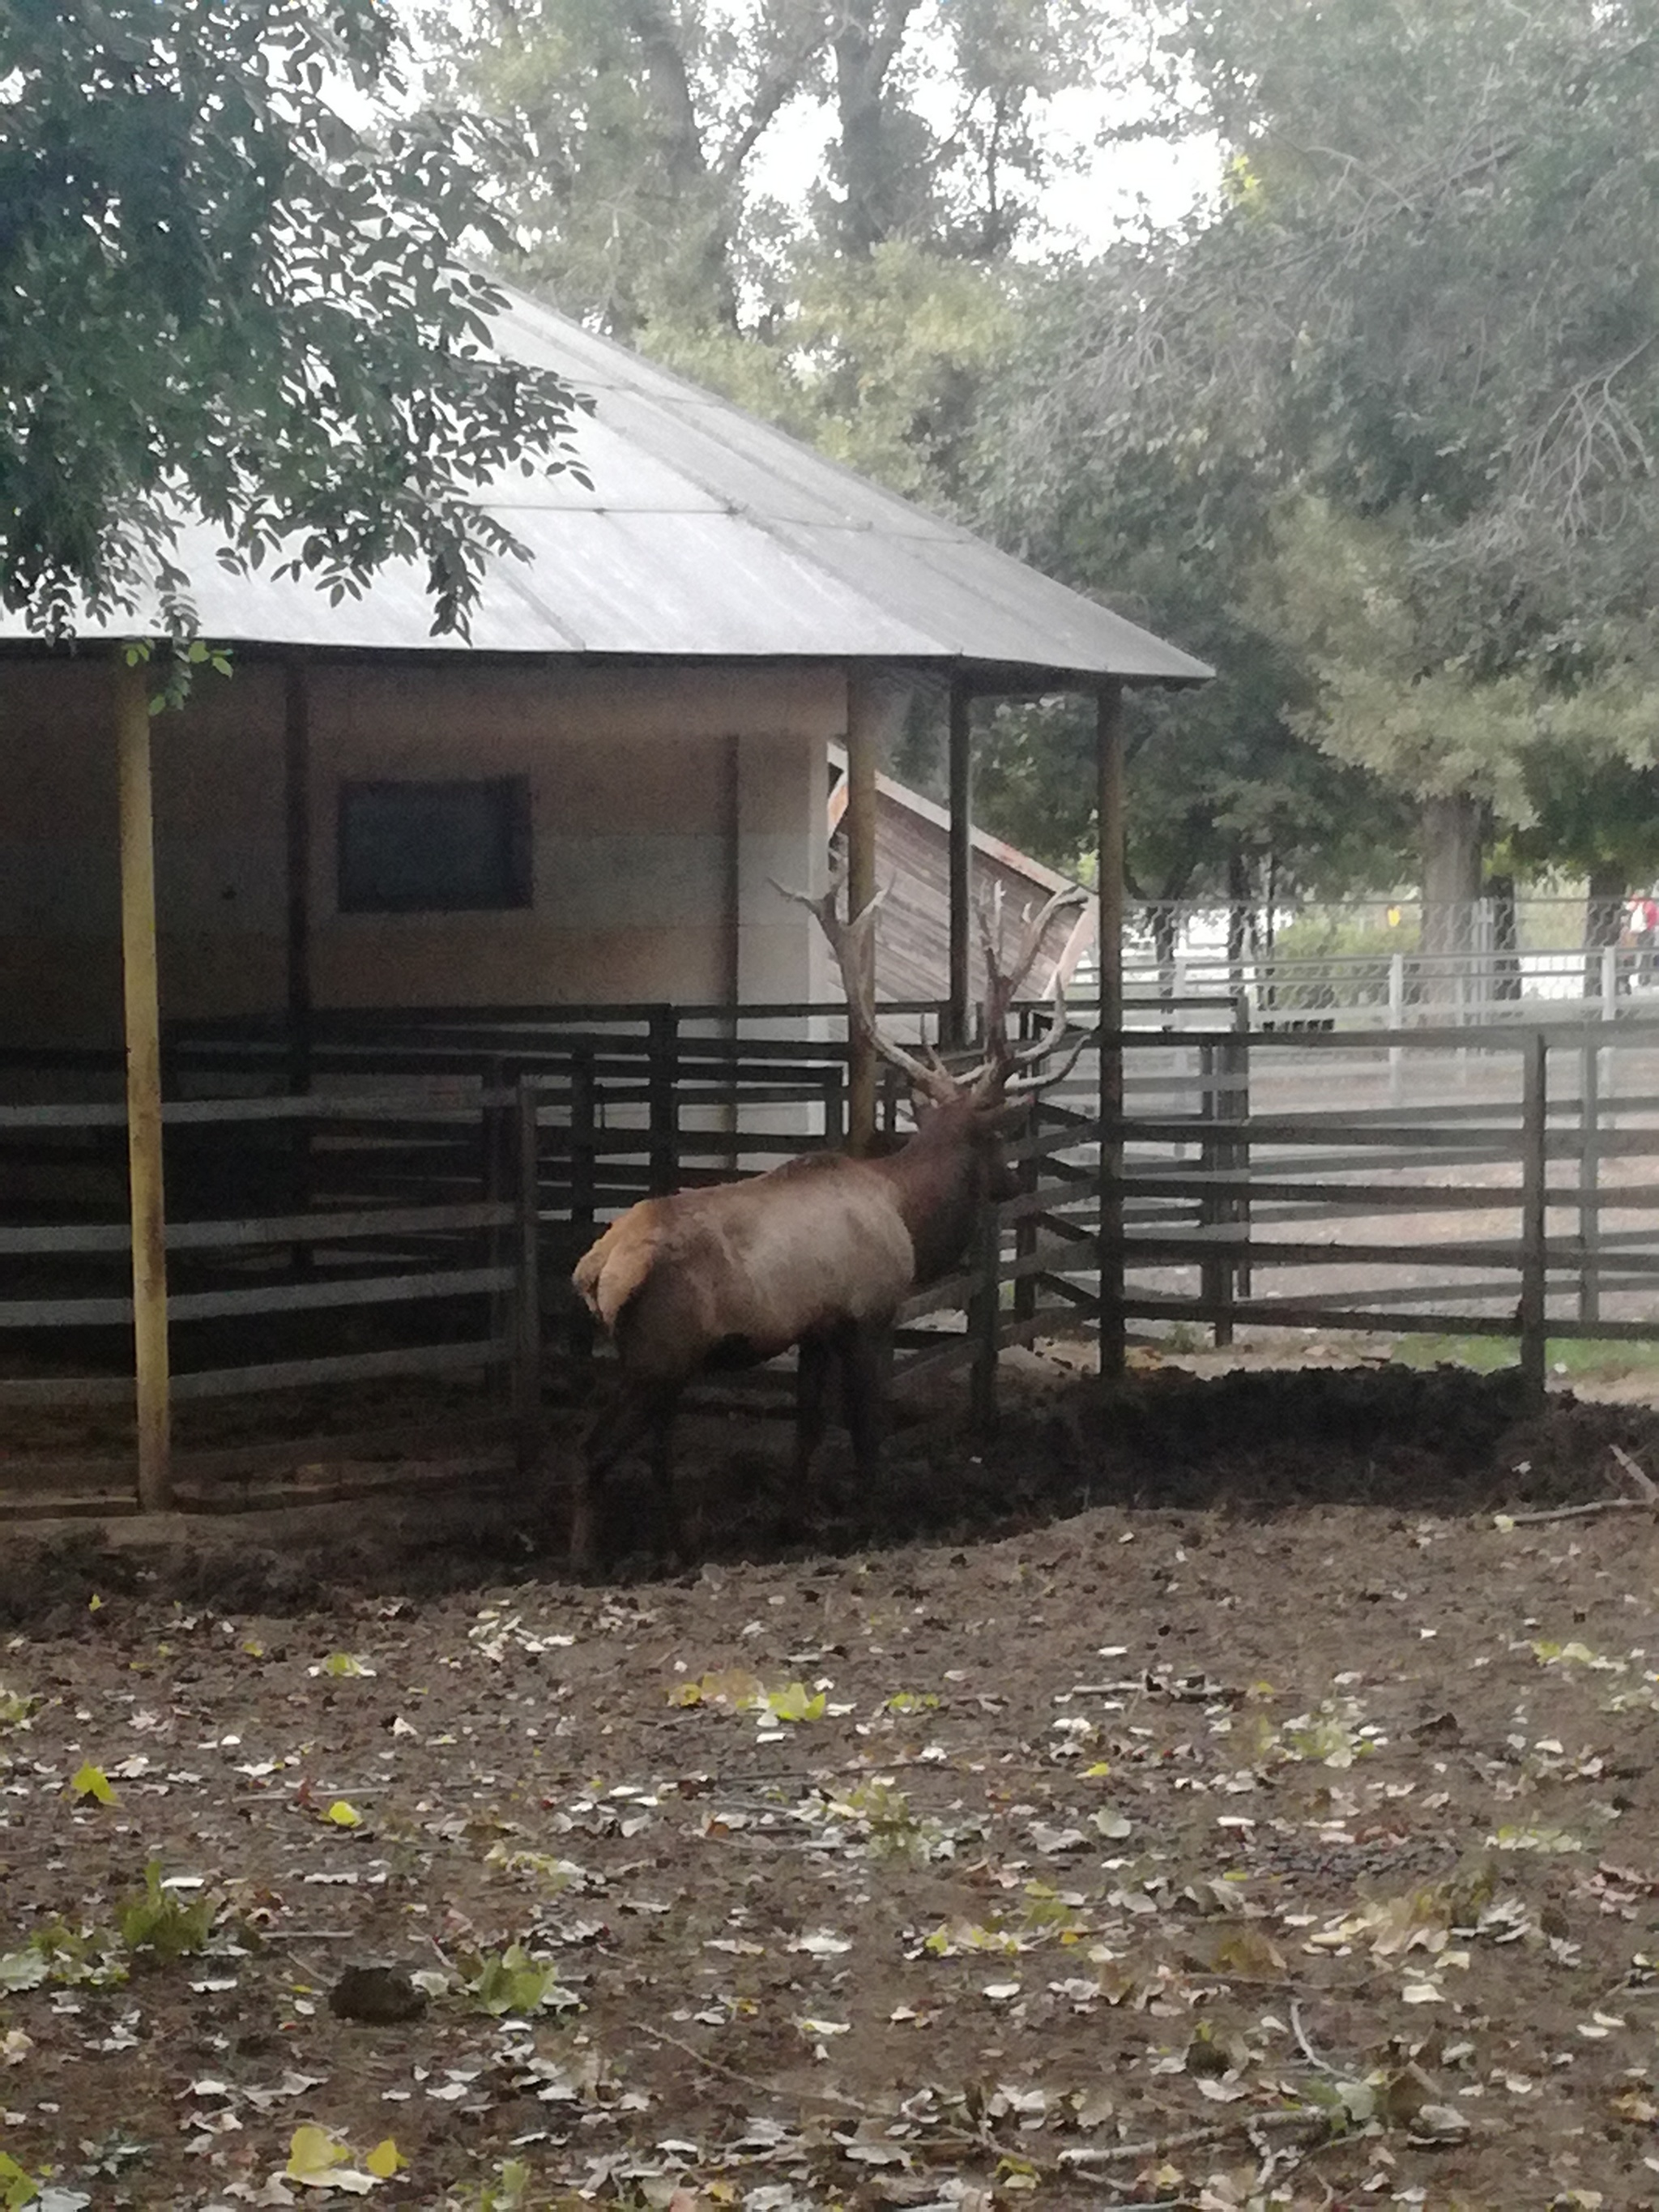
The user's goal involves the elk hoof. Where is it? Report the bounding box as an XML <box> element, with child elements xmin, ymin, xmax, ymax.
<box><xmin>776</xmin><ymin>1495</ymin><xmax>819</xmax><ymax>1544</ymax></box>
<box><xmin>567</xmin><ymin>1510</ymin><xmax>602</xmax><ymax>1581</ymax></box>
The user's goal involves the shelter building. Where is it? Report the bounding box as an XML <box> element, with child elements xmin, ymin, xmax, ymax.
<box><xmin>0</xmin><ymin>286</ymin><xmax>1209</xmax><ymax>1507</ymax></box>
<box><xmin>0</xmin><ymin>287</ymin><xmax>1205</xmax><ymax>1063</ymax></box>
<box><xmin>825</xmin><ymin>745</ymin><xmax>1094</xmax><ymax>1004</ymax></box>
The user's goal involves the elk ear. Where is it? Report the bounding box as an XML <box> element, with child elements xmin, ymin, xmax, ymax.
<box><xmin>976</xmin><ymin>1095</ymin><xmax>1030</xmax><ymax>1134</ymax></box>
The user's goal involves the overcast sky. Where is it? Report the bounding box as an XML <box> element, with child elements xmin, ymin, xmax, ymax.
<box><xmin>747</xmin><ymin>83</ymin><xmax>1217</xmax><ymax>254</ymax></box>
<box><xmin>371</xmin><ymin>3</ymin><xmax>1221</xmax><ymax>262</ymax></box>
<box><xmin>731</xmin><ymin>3</ymin><xmax>1221</xmax><ymax>256</ymax></box>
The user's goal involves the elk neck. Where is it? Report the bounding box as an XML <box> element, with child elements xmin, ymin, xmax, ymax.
<box><xmin>873</xmin><ymin>1095</ymin><xmax>1004</xmax><ymax>1286</ymax></box>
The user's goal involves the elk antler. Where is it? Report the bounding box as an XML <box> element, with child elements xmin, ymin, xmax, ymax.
<box><xmin>959</xmin><ymin>882</ymin><xmax>1090</xmax><ymax>1100</ymax></box>
<box><xmin>772</xmin><ymin>855</ymin><xmax>961</xmax><ymax>1106</ymax></box>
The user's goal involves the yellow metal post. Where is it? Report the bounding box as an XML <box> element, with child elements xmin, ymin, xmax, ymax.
<box><xmin>1096</xmin><ymin>681</ymin><xmax>1127</xmax><ymax>1377</ymax></box>
<box><xmin>116</xmin><ymin>653</ymin><xmax>172</xmax><ymax>1509</ymax></box>
<box><xmin>844</xmin><ymin>673</ymin><xmax>881</xmax><ymax>1153</ymax></box>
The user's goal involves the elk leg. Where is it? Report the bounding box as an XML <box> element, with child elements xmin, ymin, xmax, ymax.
<box><xmin>840</xmin><ymin>1317</ymin><xmax>889</xmax><ymax>1500</ymax></box>
<box><xmin>646</xmin><ymin>1403</ymin><xmax>687</xmax><ymax>1565</ymax></box>
<box><xmin>571</xmin><ymin>1382</ymin><xmax>681</xmax><ymax>1574</ymax></box>
<box><xmin>787</xmin><ymin>1333</ymin><xmax>834</xmax><ymax>1534</ymax></box>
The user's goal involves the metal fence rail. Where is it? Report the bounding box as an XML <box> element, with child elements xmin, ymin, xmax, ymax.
<box><xmin>0</xmin><ymin>1085</ymin><xmax>540</xmax><ymax>1508</ymax></box>
<box><xmin>11</xmin><ymin>1002</ymin><xmax>1659</xmax><ymax>1510</ymax></box>
<box><xmin>1021</xmin><ymin>1017</ymin><xmax>1659</xmax><ymax>1403</ymax></box>
<box><xmin>1109</xmin><ymin>942</ymin><xmax>1657</xmax><ymax>1034</ymax></box>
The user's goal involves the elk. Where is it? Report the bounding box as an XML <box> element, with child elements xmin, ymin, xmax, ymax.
<box><xmin>565</xmin><ymin>865</ymin><xmax>1085</xmax><ymax>1572</ymax></box>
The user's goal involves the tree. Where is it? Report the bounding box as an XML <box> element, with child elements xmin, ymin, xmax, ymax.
<box><xmin>820</xmin><ymin>0</ymin><xmax>1115</xmax><ymax>261</ymax></box>
<box><xmin>433</xmin><ymin>0</ymin><xmax>829</xmax><ymax>340</ymax></box>
<box><xmin>1177</xmin><ymin>0</ymin><xmax>1659</xmax><ymax>663</ymax></box>
<box><xmin>435</xmin><ymin>0</ymin><xmax>1120</xmax><ymax>600</ymax></box>
<box><xmin>437</xmin><ymin>0</ymin><xmax>1121</xmax><ymax>331</ymax></box>
<box><xmin>986</xmin><ymin>0</ymin><xmax>1659</xmax><ymax>913</ymax></box>
<box><xmin>970</xmin><ymin>263</ymin><xmax>1413</xmax><ymax>908</ymax></box>
<box><xmin>1</xmin><ymin>0</ymin><xmax>586</xmax><ymax>640</ymax></box>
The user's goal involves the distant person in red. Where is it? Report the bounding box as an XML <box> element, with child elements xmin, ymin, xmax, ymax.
<box><xmin>1626</xmin><ymin>893</ymin><xmax>1659</xmax><ymax>987</ymax></box>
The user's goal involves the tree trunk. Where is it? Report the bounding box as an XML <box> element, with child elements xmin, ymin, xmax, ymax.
<box><xmin>1226</xmin><ymin>849</ymin><xmax>1249</xmax><ymax>1006</ymax></box>
<box><xmin>621</xmin><ymin>0</ymin><xmax>706</xmax><ymax>197</ymax></box>
<box><xmin>1486</xmin><ymin>870</ymin><xmax>1521</xmax><ymax>1002</ymax></box>
<box><xmin>1151</xmin><ymin>903</ymin><xmax>1178</xmax><ymax>1018</ymax></box>
<box><xmin>618</xmin><ymin>0</ymin><xmax>744</xmax><ymax>328</ymax></box>
<box><xmin>1584</xmin><ymin>861</ymin><xmax>1628</xmax><ymax>997</ymax></box>
<box><xmin>1420</xmin><ymin>792</ymin><xmax>1483</xmax><ymax>1013</ymax></box>
<box><xmin>831</xmin><ymin>0</ymin><xmax>922</xmax><ymax>255</ymax></box>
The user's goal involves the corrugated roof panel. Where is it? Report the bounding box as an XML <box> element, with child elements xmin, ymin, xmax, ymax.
<box><xmin>0</xmin><ymin>286</ymin><xmax>1213</xmax><ymax>684</ymax></box>
<box><xmin>572</xmin><ymin>382</ymin><xmax>877</xmax><ymax>530</ymax></box>
<box><xmin>768</xmin><ymin>519</ymin><xmax>1209</xmax><ymax>681</ymax></box>
<box><xmin>484</xmin><ymin>406</ymin><xmax>725</xmax><ymax>514</ymax></box>
<box><xmin>899</xmin><ymin>532</ymin><xmax>1212</xmax><ymax>679</ymax></box>
<box><xmin>475</xmin><ymin>510</ymin><xmax>940</xmax><ymax>656</ymax></box>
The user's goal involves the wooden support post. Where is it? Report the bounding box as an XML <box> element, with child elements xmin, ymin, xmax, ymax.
<box><xmin>820</xmin><ymin>1062</ymin><xmax>846</xmax><ymax>1151</ymax></box>
<box><xmin>116</xmin><ymin>653</ymin><xmax>172</xmax><ymax>1510</ymax></box>
<box><xmin>970</xmin><ymin>1192</ymin><xmax>1001</xmax><ymax>1431</ymax></box>
<box><xmin>1095</xmin><ymin>681</ymin><xmax>1127</xmax><ymax>1377</ymax></box>
<box><xmin>720</xmin><ymin>732</ymin><xmax>741</xmax><ymax>1169</ymax></box>
<box><xmin>484</xmin><ymin>1055</ymin><xmax>509</xmax><ymax>1366</ymax></box>
<box><xmin>845</xmin><ymin>673</ymin><xmax>880</xmax><ymax>1154</ymax></box>
<box><xmin>282</xmin><ymin>660</ymin><xmax>315</xmax><ymax>1245</ymax></box>
<box><xmin>283</xmin><ymin>659</ymin><xmax>313</xmax><ymax>1097</ymax></box>
<box><xmin>513</xmin><ymin>1076</ymin><xmax>543</xmax><ymax>1475</ymax></box>
<box><xmin>568</xmin><ymin>1048</ymin><xmax>597</xmax><ymax>1379</ymax></box>
<box><xmin>1388</xmin><ymin>951</ymin><xmax>1405</xmax><ymax>1104</ymax></box>
<box><xmin>648</xmin><ymin>1006</ymin><xmax>678</xmax><ymax>1194</ymax></box>
<box><xmin>1231</xmin><ymin>998</ymin><xmax>1252</xmax><ymax>1305</ymax></box>
<box><xmin>1199</xmin><ymin>1041</ymin><xmax>1230</xmax><ymax>1347</ymax></box>
<box><xmin>1013</xmin><ymin>1102</ymin><xmax>1039</xmax><ymax>1330</ymax></box>
<box><xmin>1579</xmin><ymin>1035</ymin><xmax>1601</xmax><ymax>1327</ymax></box>
<box><xmin>1520</xmin><ymin>1029</ymin><xmax>1548</xmax><ymax>1410</ymax></box>
<box><xmin>946</xmin><ymin>677</ymin><xmax>973</xmax><ymax>1050</ymax></box>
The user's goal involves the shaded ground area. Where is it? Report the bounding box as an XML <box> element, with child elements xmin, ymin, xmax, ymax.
<box><xmin>1</xmin><ymin>1364</ymin><xmax>1657</xmax><ymax>2210</ymax></box>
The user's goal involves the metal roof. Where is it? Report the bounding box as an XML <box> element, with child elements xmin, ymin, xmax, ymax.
<box><xmin>2</xmin><ymin>287</ymin><xmax>1211</xmax><ymax>685</ymax></box>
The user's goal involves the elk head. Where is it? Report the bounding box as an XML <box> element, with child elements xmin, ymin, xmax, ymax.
<box><xmin>776</xmin><ymin>855</ymin><xmax>1090</xmax><ymax>1145</ymax></box>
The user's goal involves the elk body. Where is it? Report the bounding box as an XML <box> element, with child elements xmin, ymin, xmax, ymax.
<box><xmin>565</xmin><ymin>871</ymin><xmax>1084</xmax><ymax>1574</ymax></box>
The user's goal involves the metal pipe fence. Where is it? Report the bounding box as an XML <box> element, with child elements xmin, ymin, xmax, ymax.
<box><xmin>9</xmin><ymin>1001</ymin><xmax>1659</xmax><ymax>1509</ymax></box>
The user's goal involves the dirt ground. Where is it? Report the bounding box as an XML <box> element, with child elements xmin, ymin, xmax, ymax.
<box><xmin>2</xmin><ymin>1360</ymin><xmax>1658</xmax><ymax>2211</ymax></box>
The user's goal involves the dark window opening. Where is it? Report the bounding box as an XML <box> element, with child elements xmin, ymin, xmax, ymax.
<box><xmin>338</xmin><ymin>779</ymin><xmax>532</xmax><ymax>913</ymax></box>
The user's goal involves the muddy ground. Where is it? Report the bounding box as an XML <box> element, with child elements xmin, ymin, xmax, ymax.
<box><xmin>2</xmin><ymin>1361</ymin><xmax>1658</xmax><ymax>2210</ymax></box>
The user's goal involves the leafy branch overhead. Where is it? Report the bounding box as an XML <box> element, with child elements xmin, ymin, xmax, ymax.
<box><xmin>0</xmin><ymin>0</ymin><xmax>589</xmax><ymax>640</ymax></box>
<box><xmin>982</xmin><ymin>0</ymin><xmax>1659</xmax><ymax>891</ymax></box>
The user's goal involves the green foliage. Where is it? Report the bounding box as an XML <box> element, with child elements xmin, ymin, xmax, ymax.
<box><xmin>980</xmin><ymin>0</ymin><xmax>1659</xmax><ymax>890</ymax></box>
<box><xmin>833</xmin><ymin>1778</ymin><xmax>927</xmax><ymax>1855</ymax></box>
<box><xmin>446</xmin><ymin>2161</ymin><xmax>537</xmax><ymax>2212</ymax></box>
<box><xmin>1266</xmin><ymin>908</ymin><xmax>1418</xmax><ymax>1011</ymax></box>
<box><xmin>462</xmin><ymin>1943</ymin><xmax>577</xmax><ymax>2018</ymax></box>
<box><xmin>437</xmin><ymin>0</ymin><xmax>1659</xmax><ymax>900</ymax></box>
<box><xmin>441</xmin><ymin>0</ymin><xmax>1114</xmax><ymax>339</ymax></box>
<box><xmin>116</xmin><ymin>1861</ymin><xmax>215</xmax><ymax>1963</ymax></box>
<box><xmin>1175</xmin><ymin>0</ymin><xmax>1659</xmax><ymax>645</ymax></box>
<box><xmin>0</xmin><ymin>2152</ymin><xmax>42</xmax><ymax>2212</ymax></box>
<box><xmin>0</xmin><ymin>1919</ymin><xmax>126</xmax><ymax>1992</ymax></box>
<box><xmin>1273</xmin><ymin>912</ymin><xmax>1418</xmax><ymax>964</ymax></box>
<box><xmin>974</xmin><ymin>274</ymin><xmax>1416</xmax><ymax>895</ymax></box>
<box><xmin>1</xmin><ymin>0</ymin><xmax>586</xmax><ymax>640</ymax></box>
<box><xmin>659</xmin><ymin>243</ymin><xmax>1019</xmax><ymax>509</ymax></box>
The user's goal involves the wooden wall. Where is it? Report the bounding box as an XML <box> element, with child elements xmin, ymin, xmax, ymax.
<box><xmin>0</xmin><ymin>655</ymin><xmax>839</xmax><ymax>1053</ymax></box>
<box><xmin>833</xmin><ymin>783</ymin><xmax>1092</xmax><ymax>1007</ymax></box>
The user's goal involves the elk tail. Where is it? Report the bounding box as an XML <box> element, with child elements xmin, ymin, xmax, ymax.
<box><xmin>572</xmin><ymin>1206</ymin><xmax>664</xmax><ymax>1331</ymax></box>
